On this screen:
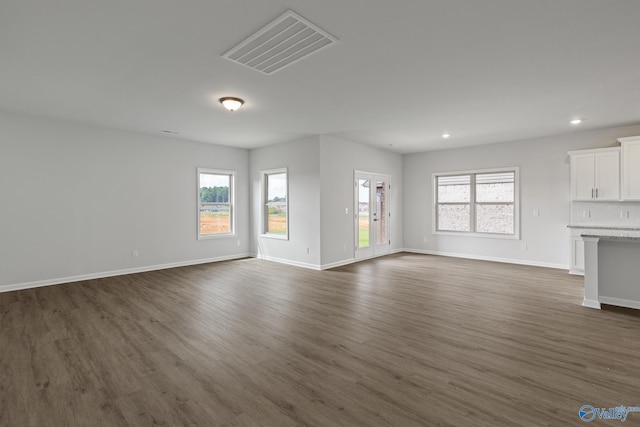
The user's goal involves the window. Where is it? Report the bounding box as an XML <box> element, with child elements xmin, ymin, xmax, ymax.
<box><xmin>434</xmin><ymin>168</ymin><xmax>519</xmax><ymax>238</ymax></box>
<box><xmin>262</xmin><ymin>168</ymin><xmax>288</xmax><ymax>239</ymax></box>
<box><xmin>197</xmin><ymin>168</ymin><xmax>234</xmax><ymax>239</ymax></box>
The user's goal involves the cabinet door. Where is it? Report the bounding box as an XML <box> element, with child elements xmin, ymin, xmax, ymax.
<box><xmin>570</xmin><ymin>235</ymin><xmax>585</xmax><ymax>275</ymax></box>
<box><xmin>622</xmin><ymin>140</ymin><xmax>640</xmax><ymax>200</ymax></box>
<box><xmin>570</xmin><ymin>154</ymin><xmax>595</xmax><ymax>200</ymax></box>
<box><xmin>594</xmin><ymin>151</ymin><xmax>620</xmax><ymax>200</ymax></box>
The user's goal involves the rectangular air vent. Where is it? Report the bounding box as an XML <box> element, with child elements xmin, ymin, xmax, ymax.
<box><xmin>222</xmin><ymin>10</ymin><xmax>337</xmax><ymax>75</ymax></box>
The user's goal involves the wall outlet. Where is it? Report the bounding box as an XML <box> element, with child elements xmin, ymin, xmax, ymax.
<box><xmin>132</xmin><ymin>249</ymin><xmax>139</xmax><ymax>258</ymax></box>
<box><xmin>533</xmin><ymin>210</ymin><xmax>540</xmax><ymax>217</ymax></box>
<box><xmin>342</xmin><ymin>244</ymin><xmax>346</xmax><ymax>251</ymax></box>
<box><xmin>423</xmin><ymin>236</ymin><xmax>428</xmax><ymax>243</ymax></box>
<box><xmin>582</xmin><ymin>210</ymin><xmax>591</xmax><ymax>218</ymax></box>
<box><xmin>237</xmin><ymin>239</ymin><xmax>241</xmax><ymax>246</ymax></box>
<box><xmin>521</xmin><ymin>244</ymin><xmax>527</xmax><ymax>252</ymax></box>
<box><xmin>345</xmin><ymin>208</ymin><xmax>349</xmax><ymax>214</ymax></box>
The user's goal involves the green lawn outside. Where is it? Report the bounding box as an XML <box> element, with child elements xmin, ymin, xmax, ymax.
<box><xmin>201</xmin><ymin>211</ymin><xmax>229</xmax><ymax>218</ymax></box>
<box><xmin>267</xmin><ymin>212</ymin><xmax>287</xmax><ymax>235</ymax></box>
<box><xmin>199</xmin><ymin>211</ymin><xmax>231</xmax><ymax>234</ymax></box>
<box><xmin>358</xmin><ymin>213</ymin><xmax>370</xmax><ymax>248</ymax></box>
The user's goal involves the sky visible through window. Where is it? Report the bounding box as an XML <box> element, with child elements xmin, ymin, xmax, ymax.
<box><xmin>200</xmin><ymin>173</ymin><xmax>229</xmax><ymax>189</ymax></box>
<box><xmin>267</xmin><ymin>173</ymin><xmax>287</xmax><ymax>201</ymax></box>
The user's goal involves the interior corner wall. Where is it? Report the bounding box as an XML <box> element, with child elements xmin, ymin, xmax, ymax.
<box><xmin>403</xmin><ymin>124</ymin><xmax>640</xmax><ymax>268</ymax></box>
<box><xmin>319</xmin><ymin>135</ymin><xmax>404</xmax><ymax>268</ymax></box>
<box><xmin>249</xmin><ymin>136</ymin><xmax>322</xmax><ymax>268</ymax></box>
<box><xmin>0</xmin><ymin>110</ymin><xmax>250</xmax><ymax>290</ymax></box>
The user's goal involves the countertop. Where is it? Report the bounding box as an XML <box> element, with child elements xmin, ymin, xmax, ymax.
<box><xmin>567</xmin><ymin>225</ymin><xmax>640</xmax><ymax>231</ymax></box>
<box><xmin>581</xmin><ymin>234</ymin><xmax>640</xmax><ymax>242</ymax></box>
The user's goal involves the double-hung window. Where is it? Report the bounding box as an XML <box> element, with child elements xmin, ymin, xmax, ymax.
<box><xmin>197</xmin><ymin>168</ymin><xmax>235</xmax><ymax>239</ymax></box>
<box><xmin>434</xmin><ymin>168</ymin><xmax>519</xmax><ymax>238</ymax></box>
<box><xmin>262</xmin><ymin>168</ymin><xmax>288</xmax><ymax>239</ymax></box>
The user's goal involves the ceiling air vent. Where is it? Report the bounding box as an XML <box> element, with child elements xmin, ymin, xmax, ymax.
<box><xmin>222</xmin><ymin>10</ymin><xmax>337</xmax><ymax>75</ymax></box>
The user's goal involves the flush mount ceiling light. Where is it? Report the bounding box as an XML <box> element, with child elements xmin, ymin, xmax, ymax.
<box><xmin>570</xmin><ymin>119</ymin><xmax>583</xmax><ymax>125</ymax></box>
<box><xmin>442</xmin><ymin>133</ymin><xmax>451</xmax><ymax>139</ymax></box>
<box><xmin>219</xmin><ymin>97</ymin><xmax>244</xmax><ymax>112</ymax></box>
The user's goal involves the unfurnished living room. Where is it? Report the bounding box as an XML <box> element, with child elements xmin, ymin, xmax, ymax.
<box><xmin>2</xmin><ymin>1</ymin><xmax>640</xmax><ymax>426</ymax></box>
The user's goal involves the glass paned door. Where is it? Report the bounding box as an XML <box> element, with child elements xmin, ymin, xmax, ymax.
<box><xmin>358</xmin><ymin>178</ymin><xmax>371</xmax><ymax>249</ymax></box>
<box><xmin>355</xmin><ymin>172</ymin><xmax>390</xmax><ymax>260</ymax></box>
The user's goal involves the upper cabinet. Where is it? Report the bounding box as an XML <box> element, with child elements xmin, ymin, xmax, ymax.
<box><xmin>619</xmin><ymin>136</ymin><xmax>640</xmax><ymax>201</ymax></box>
<box><xmin>568</xmin><ymin>147</ymin><xmax>620</xmax><ymax>201</ymax></box>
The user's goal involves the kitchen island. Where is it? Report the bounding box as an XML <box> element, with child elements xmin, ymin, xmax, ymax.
<box><xmin>582</xmin><ymin>234</ymin><xmax>640</xmax><ymax>310</ymax></box>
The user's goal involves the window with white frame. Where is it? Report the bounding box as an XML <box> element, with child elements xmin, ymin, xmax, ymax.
<box><xmin>262</xmin><ymin>168</ymin><xmax>288</xmax><ymax>239</ymax></box>
<box><xmin>197</xmin><ymin>168</ymin><xmax>235</xmax><ymax>239</ymax></box>
<box><xmin>434</xmin><ymin>168</ymin><xmax>518</xmax><ymax>237</ymax></box>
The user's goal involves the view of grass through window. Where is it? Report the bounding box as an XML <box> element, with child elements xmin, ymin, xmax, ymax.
<box><xmin>358</xmin><ymin>179</ymin><xmax>370</xmax><ymax>247</ymax></box>
<box><xmin>199</xmin><ymin>171</ymin><xmax>232</xmax><ymax>236</ymax></box>
<box><xmin>265</xmin><ymin>172</ymin><xmax>287</xmax><ymax>235</ymax></box>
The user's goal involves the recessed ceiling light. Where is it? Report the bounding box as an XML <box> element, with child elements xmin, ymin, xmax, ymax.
<box><xmin>442</xmin><ymin>133</ymin><xmax>451</xmax><ymax>139</ymax></box>
<box><xmin>570</xmin><ymin>119</ymin><xmax>583</xmax><ymax>125</ymax></box>
<box><xmin>219</xmin><ymin>97</ymin><xmax>244</xmax><ymax>112</ymax></box>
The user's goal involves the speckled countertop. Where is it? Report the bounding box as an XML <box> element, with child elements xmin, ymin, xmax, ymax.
<box><xmin>581</xmin><ymin>235</ymin><xmax>640</xmax><ymax>241</ymax></box>
<box><xmin>567</xmin><ymin>225</ymin><xmax>640</xmax><ymax>231</ymax></box>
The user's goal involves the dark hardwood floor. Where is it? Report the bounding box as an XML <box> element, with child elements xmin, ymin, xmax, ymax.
<box><xmin>2</xmin><ymin>253</ymin><xmax>640</xmax><ymax>426</ymax></box>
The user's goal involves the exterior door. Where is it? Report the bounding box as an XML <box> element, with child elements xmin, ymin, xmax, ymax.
<box><xmin>355</xmin><ymin>172</ymin><xmax>390</xmax><ymax>260</ymax></box>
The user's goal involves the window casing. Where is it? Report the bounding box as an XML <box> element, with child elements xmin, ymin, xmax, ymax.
<box><xmin>197</xmin><ymin>168</ymin><xmax>235</xmax><ymax>239</ymax></box>
<box><xmin>262</xmin><ymin>168</ymin><xmax>288</xmax><ymax>239</ymax></box>
<box><xmin>434</xmin><ymin>167</ymin><xmax>519</xmax><ymax>239</ymax></box>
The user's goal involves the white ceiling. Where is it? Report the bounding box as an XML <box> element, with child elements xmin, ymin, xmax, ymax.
<box><xmin>1</xmin><ymin>0</ymin><xmax>640</xmax><ymax>153</ymax></box>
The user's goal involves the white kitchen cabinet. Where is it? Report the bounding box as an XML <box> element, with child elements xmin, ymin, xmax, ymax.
<box><xmin>568</xmin><ymin>147</ymin><xmax>620</xmax><ymax>201</ymax></box>
<box><xmin>619</xmin><ymin>136</ymin><xmax>640</xmax><ymax>201</ymax></box>
<box><xmin>570</xmin><ymin>232</ymin><xmax>585</xmax><ymax>275</ymax></box>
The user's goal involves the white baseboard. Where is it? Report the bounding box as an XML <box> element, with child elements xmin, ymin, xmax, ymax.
<box><xmin>320</xmin><ymin>248</ymin><xmax>404</xmax><ymax>270</ymax></box>
<box><xmin>255</xmin><ymin>248</ymin><xmax>405</xmax><ymax>271</ymax></box>
<box><xmin>0</xmin><ymin>253</ymin><xmax>252</xmax><ymax>294</ymax></box>
<box><xmin>599</xmin><ymin>296</ymin><xmax>640</xmax><ymax>310</ymax></box>
<box><xmin>321</xmin><ymin>258</ymin><xmax>355</xmax><ymax>270</ymax></box>
<box><xmin>254</xmin><ymin>253</ymin><xmax>322</xmax><ymax>271</ymax></box>
<box><xmin>582</xmin><ymin>298</ymin><xmax>601</xmax><ymax>309</ymax></box>
<box><xmin>403</xmin><ymin>248</ymin><xmax>569</xmax><ymax>270</ymax></box>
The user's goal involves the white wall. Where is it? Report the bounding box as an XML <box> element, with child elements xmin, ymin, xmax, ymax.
<box><xmin>0</xmin><ymin>110</ymin><xmax>250</xmax><ymax>290</ymax></box>
<box><xmin>403</xmin><ymin>124</ymin><xmax>640</xmax><ymax>269</ymax></box>
<box><xmin>249</xmin><ymin>136</ymin><xmax>322</xmax><ymax>268</ymax></box>
<box><xmin>319</xmin><ymin>135</ymin><xmax>403</xmax><ymax>268</ymax></box>
<box><xmin>5</xmin><ymin>108</ymin><xmax>640</xmax><ymax>291</ymax></box>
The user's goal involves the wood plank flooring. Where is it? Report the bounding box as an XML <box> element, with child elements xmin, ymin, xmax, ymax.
<box><xmin>2</xmin><ymin>253</ymin><xmax>640</xmax><ymax>426</ymax></box>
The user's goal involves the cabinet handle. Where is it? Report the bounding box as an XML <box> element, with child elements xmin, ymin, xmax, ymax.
<box><xmin>596</xmin><ymin>188</ymin><xmax>598</xmax><ymax>198</ymax></box>
<box><xmin>592</xmin><ymin>188</ymin><xmax>594</xmax><ymax>198</ymax></box>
